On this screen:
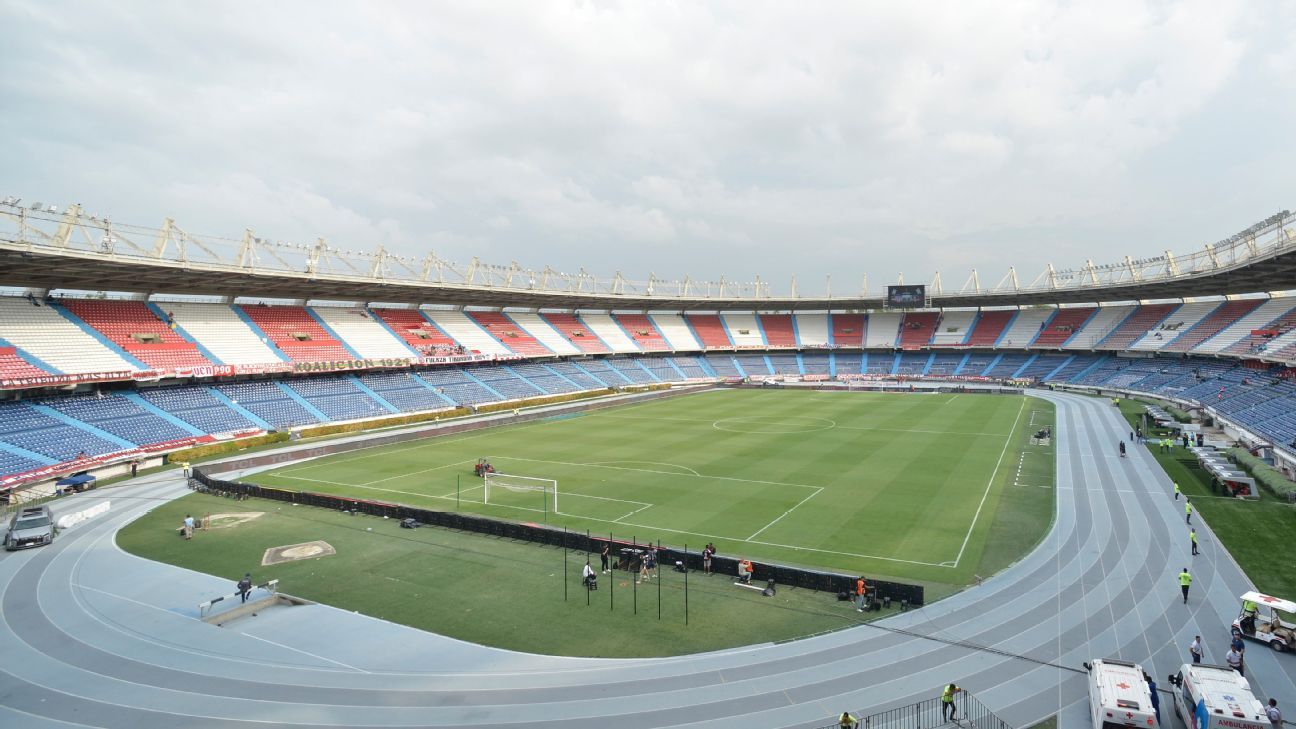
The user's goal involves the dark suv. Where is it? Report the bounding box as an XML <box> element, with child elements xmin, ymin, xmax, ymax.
<box><xmin>4</xmin><ymin>505</ymin><xmax>55</xmax><ymax>550</ymax></box>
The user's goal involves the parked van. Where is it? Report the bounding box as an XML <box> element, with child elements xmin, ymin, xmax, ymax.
<box><xmin>1084</xmin><ymin>659</ymin><xmax>1156</xmax><ymax>728</ymax></box>
<box><xmin>1165</xmin><ymin>663</ymin><xmax>1267</xmax><ymax>729</ymax></box>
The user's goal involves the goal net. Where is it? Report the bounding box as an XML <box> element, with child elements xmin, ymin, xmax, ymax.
<box><xmin>483</xmin><ymin>472</ymin><xmax>559</xmax><ymax>514</ymax></box>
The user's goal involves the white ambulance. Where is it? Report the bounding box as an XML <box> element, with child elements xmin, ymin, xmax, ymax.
<box><xmin>1085</xmin><ymin>659</ymin><xmax>1157</xmax><ymax>729</ymax></box>
<box><xmin>1165</xmin><ymin>663</ymin><xmax>1267</xmax><ymax>729</ymax></box>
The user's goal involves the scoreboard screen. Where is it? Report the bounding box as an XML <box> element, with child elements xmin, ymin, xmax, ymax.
<box><xmin>886</xmin><ymin>285</ymin><xmax>926</xmax><ymax>308</ymax></box>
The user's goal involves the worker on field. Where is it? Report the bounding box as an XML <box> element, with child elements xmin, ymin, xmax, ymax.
<box><xmin>1190</xmin><ymin>528</ymin><xmax>1198</xmax><ymax>556</ymax></box>
<box><xmin>855</xmin><ymin>576</ymin><xmax>869</xmax><ymax>612</ymax></box>
<box><xmin>1174</xmin><ymin>482</ymin><xmax>1181</xmax><ymax>500</ymax></box>
<box><xmin>1179</xmin><ymin>568</ymin><xmax>1193</xmax><ymax>604</ymax></box>
<box><xmin>1185</xmin><ymin>499</ymin><xmax>1193</xmax><ymax>524</ymax></box>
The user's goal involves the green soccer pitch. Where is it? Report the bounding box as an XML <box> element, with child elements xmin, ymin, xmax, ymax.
<box><xmin>245</xmin><ymin>388</ymin><xmax>1056</xmax><ymax>585</ymax></box>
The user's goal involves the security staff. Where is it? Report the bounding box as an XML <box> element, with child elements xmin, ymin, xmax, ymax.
<box><xmin>1185</xmin><ymin>500</ymin><xmax>1193</xmax><ymax>524</ymax></box>
<box><xmin>1179</xmin><ymin>568</ymin><xmax>1193</xmax><ymax>604</ymax></box>
<box><xmin>942</xmin><ymin>683</ymin><xmax>962</xmax><ymax>722</ymax></box>
<box><xmin>1190</xmin><ymin>528</ymin><xmax>1198</xmax><ymax>556</ymax></box>
<box><xmin>1174</xmin><ymin>482</ymin><xmax>1181</xmax><ymax>500</ymax></box>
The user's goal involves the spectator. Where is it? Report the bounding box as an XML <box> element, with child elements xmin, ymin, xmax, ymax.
<box><xmin>237</xmin><ymin>573</ymin><xmax>253</xmax><ymax>603</ymax></box>
<box><xmin>182</xmin><ymin>514</ymin><xmax>195</xmax><ymax>540</ymax></box>
<box><xmin>703</xmin><ymin>543</ymin><xmax>715</xmax><ymax>575</ymax></box>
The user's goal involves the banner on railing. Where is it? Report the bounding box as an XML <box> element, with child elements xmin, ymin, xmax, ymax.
<box><xmin>0</xmin><ymin>369</ymin><xmax>162</xmax><ymax>389</ymax></box>
<box><xmin>293</xmin><ymin>358</ymin><xmax>413</xmax><ymax>374</ymax></box>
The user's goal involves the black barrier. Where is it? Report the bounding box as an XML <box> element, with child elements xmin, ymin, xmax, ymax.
<box><xmin>193</xmin><ymin>471</ymin><xmax>924</xmax><ymax>606</ymax></box>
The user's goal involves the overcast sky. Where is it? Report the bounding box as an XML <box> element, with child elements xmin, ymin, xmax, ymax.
<box><xmin>2</xmin><ymin>1</ymin><xmax>1292</xmax><ymax>295</ymax></box>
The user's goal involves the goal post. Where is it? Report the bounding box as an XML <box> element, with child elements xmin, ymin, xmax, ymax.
<box><xmin>483</xmin><ymin>472</ymin><xmax>559</xmax><ymax>515</ymax></box>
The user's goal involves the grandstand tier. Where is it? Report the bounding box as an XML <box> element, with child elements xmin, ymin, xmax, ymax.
<box><xmin>1032</xmin><ymin>307</ymin><xmax>1095</xmax><ymax>348</ymax></box>
<box><xmin>829</xmin><ymin>314</ymin><xmax>865</xmax><ymax>347</ymax></box>
<box><xmin>60</xmin><ymin>300</ymin><xmax>211</xmax><ymax>372</ymax></box>
<box><xmin>864</xmin><ymin>313</ymin><xmax>902</xmax><ymax>348</ymax></box>
<box><xmin>964</xmin><ymin>310</ymin><xmax>1013</xmax><ymax>347</ymax></box>
<box><xmin>311</xmin><ymin>307</ymin><xmax>416</xmax><ymax>360</ymax></box>
<box><xmin>541</xmin><ymin>313</ymin><xmax>610</xmax><ymax>353</ymax></box>
<box><xmin>237</xmin><ymin>304</ymin><xmax>354</xmax><ymax>362</ymax></box>
<box><xmin>466</xmin><ymin>311</ymin><xmax>551</xmax><ymax>356</ymax></box>
<box><xmin>1095</xmin><ymin>303</ymin><xmax>1179</xmax><ymax>350</ymax></box>
<box><xmin>898</xmin><ymin>312</ymin><xmax>940</xmax><ymax>350</ymax></box>
<box><xmin>649</xmin><ymin>313</ymin><xmax>702</xmax><ymax>351</ymax></box>
<box><xmin>613</xmin><ymin>314</ymin><xmax>670</xmax><ymax>351</ymax></box>
<box><xmin>1162</xmin><ymin>299</ymin><xmax>1262</xmax><ymax>353</ymax></box>
<box><xmin>580</xmin><ymin>313</ymin><xmax>640</xmax><ymax>353</ymax></box>
<box><xmin>424</xmin><ymin>310</ymin><xmax>513</xmax><ymax>356</ymax></box>
<box><xmin>370</xmin><ymin>308</ymin><xmax>460</xmax><ymax>355</ymax></box>
<box><xmin>0</xmin><ymin>297</ymin><xmax>140</xmax><ymax>374</ymax></box>
<box><xmin>686</xmin><ymin>315</ymin><xmax>734</xmax><ymax>349</ymax></box>
<box><xmin>1061</xmin><ymin>305</ymin><xmax>1133</xmax><ymax>350</ymax></box>
<box><xmin>759</xmin><ymin>314</ymin><xmax>797</xmax><ymax>347</ymax></box>
<box><xmin>930</xmin><ymin>310</ymin><xmax>977</xmax><ymax>346</ymax></box>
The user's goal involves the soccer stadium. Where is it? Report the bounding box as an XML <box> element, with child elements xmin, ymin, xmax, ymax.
<box><xmin>5</xmin><ymin>5</ymin><xmax>1296</xmax><ymax>729</ymax></box>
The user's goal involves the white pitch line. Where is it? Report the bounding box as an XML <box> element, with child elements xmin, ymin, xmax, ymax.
<box><xmin>952</xmin><ymin>395</ymin><xmax>1026</xmax><ymax>569</ymax></box>
<box><xmin>487</xmin><ymin>455</ymin><xmax>822</xmax><ymax>491</ymax></box>
<box><xmin>745</xmin><ymin>487</ymin><xmax>824</xmax><ymax>541</ymax></box>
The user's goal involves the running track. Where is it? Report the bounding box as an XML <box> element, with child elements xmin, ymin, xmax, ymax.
<box><xmin>1</xmin><ymin>391</ymin><xmax>1293</xmax><ymax>728</ymax></box>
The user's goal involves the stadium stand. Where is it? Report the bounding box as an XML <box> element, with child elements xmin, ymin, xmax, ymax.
<box><xmin>957</xmin><ymin>353</ymin><xmax>996</xmax><ymax>376</ymax></box>
<box><xmin>540</xmin><ymin>313</ymin><xmax>610</xmax><ymax>353</ymax></box>
<box><xmin>369</xmin><ymin>308</ymin><xmax>460</xmax><ymax>355</ymax></box>
<box><xmin>283</xmin><ymin>376</ymin><xmax>392</xmax><ymax>421</ymax></box>
<box><xmin>830</xmin><ymin>314</ymin><xmax>865</xmax><ymax>347</ymax></box>
<box><xmin>637</xmin><ymin>357</ymin><xmax>684</xmax><ymax>382</ymax></box>
<box><xmin>1060</xmin><ymin>305</ymin><xmax>1134</xmax><ymax>350</ymax></box>
<box><xmin>1221</xmin><ymin>304</ymin><xmax>1296</xmax><ymax>357</ymax></box>
<box><xmin>759</xmin><ymin>314</ymin><xmax>797</xmax><ymax>348</ymax></box>
<box><xmin>930</xmin><ymin>310</ymin><xmax>977</xmax><ymax>346</ymax></box>
<box><xmin>465</xmin><ymin>365</ymin><xmax>545</xmax><ymax>399</ymax></box>
<box><xmin>985</xmin><ymin>353</ymin><xmax>1031</xmax><ymax>378</ymax></box>
<box><xmin>705</xmin><ymin>354</ymin><xmax>741</xmax><ymax>376</ymax></box>
<box><xmin>416</xmin><ymin>367</ymin><xmax>499</xmax><ymax>405</ymax></box>
<box><xmin>801</xmin><ymin>352</ymin><xmax>830</xmax><ymax>374</ymax></box>
<box><xmin>0</xmin><ymin>346</ymin><xmax>51</xmax><ymax>379</ymax></box>
<box><xmin>1128</xmin><ymin>301</ymin><xmax>1220</xmax><ymax>351</ymax></box>
<box><xmin>964</xmin><ymin>310</ymin><xmax>1014</xmax><ymax>347</ymax></box>
<box><xmin>686</xmin><ymin>315</ymin><xmax>735</xmax><ymax>349</ymax></box>
<box><xmin>1192</xmin><ymin>298</ymin><xmax>1294</xmax><ymax>354</ymax></box>
<box><xmin>735</xmin><ymin>354</ymin><xmax>772</xmax><ymax>376</ymax></box>
<box><xmin>0</xmin><ymin>297</ymin><xmax>140</xmax><ymax>374</ymax></box>
<box><xmin>0</xmin><ymin>401</ymin><xmax>129</xmax><ymax>461</ymax></box>
<box><xmin>466</xmin><ymin>311</ymin><xmax>551</xmax><ymax>356</ymax></box>
<box><xmin>237</xmin><ymin>304</ymin><xmax>355</xmax><ymax>362</ymax></box>
<box><xmin>38</xmin><ymin>393</ymin><xmax>198</xmax><ymax>446</ymax></box>
<box><xmin>720</xmin><ymin>313</ymin><xmax>765</xmax><ymax>348</ymax></box>
<box><xmin>613</xmin><ymin>314</ymin><xmax>670</xmax><ymax>351</ymax></box>
<box><xmin>1047</xmin><ymin>354</ymin><xmax>1101</xmax><ymax>382</ymax></box>
<box><xmin>135</xmin><ymin>387</ymin><xmax>258</xmax><ymax>434</ymax></box>
<box><xmin>1162</xmin><ymin>299</ymin><xmax>1263</xmax><ymax>353</ymax></box>
<box><xmin>865</xmin><ymin>353</ymin><xmax>895</xmax><ymax>374</ymax></box>
<box><xmin>606</xmin><ymin>357</ymin><xmax>660</xmax><ymax>384</ymax></box>
<box><xmin>834</xmin><ymin>352</ymin><xmax>863</xmax><ymax>375</ymax></box>
<box><xmin>579</xmin><ymin>314</ymin><xmax>640</xmax><ymax>353</ymax></box>
<box><xmin>357</xmin><ymin>371</ymin><xmax>453</xmax><ymax>412</ymax></box>
<box><xmin>424</xmin><ymin>310</ymin><xmax>513</xmax><ymax>355</ymax></box>
<box><xmin>60</xmin><ymin>299</ymin><xmax>211</xmax><ymax>371</ymax></box>
<box><xmin>767</xmin><ymin>353</ymin><xmax>800</xmax><ymax>374</ymax></box>
<box><xmin>926</xmin><ymin>353</ymin><xmax>962</xmax><ymax>376</ymax></box>
<box><xmin>668</xmin><ymin>356</ymin><xmax>710</xmax><ymax>379</ymax></box>
<box><xmin>898</xmin><ymin>312</ymin><xmax>940</xmax><ymax>349</ymax></box>
<box><xmin>864</xmin><ymin>313</ymin><xmax>902</xmax><ymax>348</ymax></box>
<box><xmin>505</xmin><ymin>362</ymin><xmax>578</xmax><ymax>394</ymax></box>
<box><xmin>997</xmin><ymin>308</ymin><xmax>1051</xmax><ymax>349</ymax></box>
<box><xmin>504</xmin><ymin>312</ymin><xmax>582</xmax><ymax>355</ymax></box>
<box><xmin>311</xmin><ymin>306</ymin><xmax>417</xmax><ymax>359</ymax></box>
<box><xmin>1095</xmin><ymin>303</ymin><xmax>1179</xmax><ymax>350</ymax></box>
<box><xmin>1032</xmin><ymin>307</ymin><xmax>1096</xmax><ymax>348</ymax></box>
<box><xmin>792</xmin><ymin>313</ymin><xmax>829</xmax><ymax>347</ymax></box>
<box><xmin>1018</xmin><ymin>354</ymin><xmax>1070</xmax><ymax>380</ymax></box>
<box><xmin>215</xmin><ymin>381</ymin><xmax>323</xmax><ymax>429</ymax></box>
<box><xmin>163</xmin><ymin>302</ymin><xmax>282</xmax><ymax>366</ymax></box>
<box><xmin>648</xmin><ymin>313</ymin><xmax>703</xmax><ymax>351</ymax></box>
<box><xmin>573</xmin><ymin>358</ymin><xmax>631</xmax><ymax>386</ymax></box>
<box><xmin>894</xmin><ymin>352</ymin><xmax>927</xmax><ymax>375</ymax></box>
<box><xmin>545</xmin><ymin>360</ymin><xmax>610</xmax><ymax>390</ymax></box>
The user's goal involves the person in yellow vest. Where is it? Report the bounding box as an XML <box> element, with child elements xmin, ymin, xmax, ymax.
<box><xmin>1174</xmin><ymin>482</ymin><xmax>1181</xmax><ymax>500</ymax></box>
<box><xmin>1243</xmin><ymin>599</ymin><xmax>1260</xmax><ymax>634</ymax></box>
<box><xmin>1185</xmin><ymin>499</ymin><xmax>1192</xmax><ymax>524</ymax></box>
<box><xmin>1179</xmin><ymin>568</ymin><xmax>1192</xmax><ymax>604</ymax></box>
<box><xmin>942</xmin><ymin>683</ymin><xmax>963</xmax><ymax>722</ymax></box>
<box><xmin>1190</xmin><ymin>528</ymin><xmax>1198</xmax><ymax>556</ymax></box>
<box><xmin>838</xmin><ymin>710</ymin><xmax>859</xmax><ymax>728</ymax></box>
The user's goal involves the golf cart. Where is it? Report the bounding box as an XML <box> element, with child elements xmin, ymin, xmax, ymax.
<box><xmin>1231</xmin><ymin>591</ymin><xmax>1296</xmax><ymax>652</ymax></box>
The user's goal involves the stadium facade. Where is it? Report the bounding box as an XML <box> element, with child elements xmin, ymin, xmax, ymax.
<box><xmin>1</xmin><ymin>201</ymin><xmax>1295</xmax><ymax>494</ymax></box>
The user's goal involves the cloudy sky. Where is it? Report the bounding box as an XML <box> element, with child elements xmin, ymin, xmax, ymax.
<box><xmin>1</xmin><ymin>1</ymin><xmax>1292</xmax><ymax>295</ymax></box>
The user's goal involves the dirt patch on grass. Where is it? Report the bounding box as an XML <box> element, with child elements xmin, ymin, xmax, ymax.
<box><xmin>262</xmin><ymin>540</ymin><xmax>336</xmax><ymax>566</ymax></box>
<box><xmin>206</xmin><ymin>512</ymin><xmax>265</xmax><ymax>529</ymax></box>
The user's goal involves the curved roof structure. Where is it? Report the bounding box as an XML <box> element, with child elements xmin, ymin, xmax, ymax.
<box><xmin>2</xmin><ymin>203</ymin><xmax>1294</xmax><ymax>309</ymax></box>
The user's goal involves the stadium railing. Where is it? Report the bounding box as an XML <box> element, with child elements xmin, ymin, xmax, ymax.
<box><xmin>813</xmin><ymin>690</ymin><xmax>1013</xmax><ymax>729</ymax></box>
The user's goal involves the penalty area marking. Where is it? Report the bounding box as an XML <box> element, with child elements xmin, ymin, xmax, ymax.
<box><xmin>583</xmin><ymin>461</ymin><xmax>702</xmax><ymax>477</ymax></box>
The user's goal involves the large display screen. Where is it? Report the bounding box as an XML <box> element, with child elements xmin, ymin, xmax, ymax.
<box><xmin>886</xmin><ymin>285</ymin><xmax>926</xmax><ymax>308</ymax></box>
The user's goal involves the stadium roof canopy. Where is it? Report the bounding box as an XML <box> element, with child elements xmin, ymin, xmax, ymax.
<box><xmin>1</xmin><ymin>202</ymin><xmax>1294</xmax><ymax>310</ymax></box>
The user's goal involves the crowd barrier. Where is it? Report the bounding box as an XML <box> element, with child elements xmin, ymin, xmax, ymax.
<box><xmin>192</xmin><ymin>470</ymin><xmax>925</xmax><ymax>606</ymax></box>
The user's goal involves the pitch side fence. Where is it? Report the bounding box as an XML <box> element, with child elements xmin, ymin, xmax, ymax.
<box><xmin>192</xmin><ymin>470</ymin><xmax>924</xmax><ymax>605</ymax></box>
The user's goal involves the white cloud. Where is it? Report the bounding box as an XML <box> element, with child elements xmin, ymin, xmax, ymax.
<box><xmin>0</xmin><ymin>0</ymin><xmax>1287</xmax><ymax>294</ymax></box>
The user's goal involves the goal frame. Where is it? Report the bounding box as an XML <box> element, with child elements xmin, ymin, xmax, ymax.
<box><xmin>483</xmin><ymin>472</ymin><xmax>559</xmax><ymax>515</ymax></box>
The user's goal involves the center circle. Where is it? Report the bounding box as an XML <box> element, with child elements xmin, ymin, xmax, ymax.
<box><xmin>712</xmin><ymin>416</ymin><xmax>836</xmax><ymax>434</ymax></box>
